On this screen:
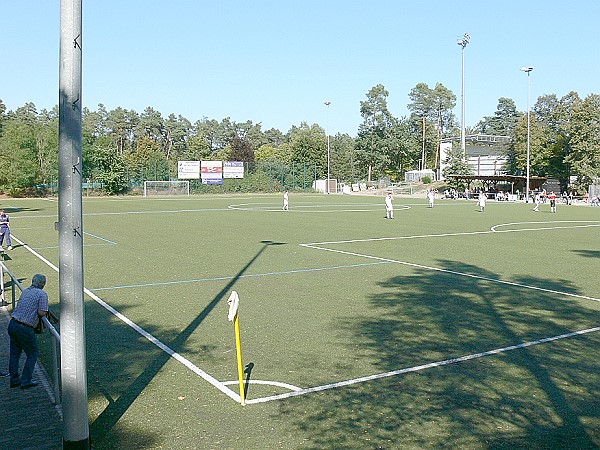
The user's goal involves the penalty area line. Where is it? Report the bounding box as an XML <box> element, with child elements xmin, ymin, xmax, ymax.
<box><xmin>300</xmin><ymin>244</ymin><xmax>600</xmax><ymax>304</ymax></box>
<box><xmin>246</xmin><ymin>326</ymin><xmax>600</xmax><ymax>405</ymax></box>
<box><xmin>304</xmin><ymin>220</ymin><xmax>600</xmax><ymax>246</ymax></box>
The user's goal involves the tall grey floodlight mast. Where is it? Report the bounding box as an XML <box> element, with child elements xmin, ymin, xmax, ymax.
<box><xmin>457</xmin><ymin>33</ymin><xmax>470</xmax><ymax>154</ymax></box>
<box><xmin>59</xmin><ymin>0</ymin><xmax>90</xmax><ymax>448</ymax></box>
<box><xmin>324</xmin><ymin>101</ymin><xmax>331</xmax><ymax>194</ymax></box>
<box><xmin>520</xmin><ymin>66</ymin><xmax>533</xmax><ymax>203</ymax></box>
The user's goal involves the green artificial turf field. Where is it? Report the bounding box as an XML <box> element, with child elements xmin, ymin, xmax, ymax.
<box><xmin>2</xmin><ymin>193</ymin><xmax>599</xmax><ymax>449</ymax></box>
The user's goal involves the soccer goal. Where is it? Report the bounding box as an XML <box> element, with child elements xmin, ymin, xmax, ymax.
<box><xmin>143</xmin><ymin>180</ymin><xmax>190</xmax><ymax>197</ymax></box>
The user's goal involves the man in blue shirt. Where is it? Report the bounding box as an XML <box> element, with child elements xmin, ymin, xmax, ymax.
<box><xmin>0</xmin><ymin>209</ymin><xmax>12</xmax><ymax>251</ymax></box>
<box><xmin>8</xmin><ymin>274</ymin><xmax>49</xmax><ymax>389</ymax></box>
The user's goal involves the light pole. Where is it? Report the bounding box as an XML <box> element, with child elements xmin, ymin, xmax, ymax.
<box><xmin>457</xmin><ymin>33</ymin><xmax>470</xmax><ymax>154</ymax></box>
<box><xmin>520</xmin><ymin>66</ymin><xmax>533</xmax><ymax>202</ymax></box>
<box><xmin>324</xmin><ymin>101</ymin><xmax>331</xmax><ymax>194</ymax></box>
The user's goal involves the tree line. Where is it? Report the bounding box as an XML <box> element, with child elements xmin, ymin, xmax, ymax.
<box><xmin>0</xmin><ymin>83</ymin><xmax>598</xmax><ymax>196</ymax></box>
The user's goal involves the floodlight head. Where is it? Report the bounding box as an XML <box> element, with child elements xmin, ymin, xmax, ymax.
<box><xmin>520</xmin><ymin>66</ymin><xmax>534</xmax><ymax>73</ymax></box>
<box><xmin>457</xmin><ymin>33</ymin><xmax>470</xmax><ymax>48</ymax></box>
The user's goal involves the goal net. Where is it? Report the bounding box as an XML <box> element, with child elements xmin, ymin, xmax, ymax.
<box><xmin>143</xmin><ymin>180</ymin><xmax>190</xmax><ymax>197</ymax></box>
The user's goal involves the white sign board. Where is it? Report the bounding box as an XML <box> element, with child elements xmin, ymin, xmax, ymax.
<box><xmin>178</xmin><ymin>161</ymin><xmax>200</xmax><ymax>179</ymax></box>
<box><xmin>201</xmin><ymin>160</ymin><xmax>223</xmax><ymax>185</ymax></box>
<box><xmin>223</xmin><ymin>161</ymin><xmax>244</xmax><ymax>179</ymax></box>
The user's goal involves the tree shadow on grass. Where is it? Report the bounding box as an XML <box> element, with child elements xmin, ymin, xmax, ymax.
<box><xmin>572</xmin><ymin>249</ymin><xmax>600</xmax><ymax>259</ymax></box>
<box><xmin>280</xmin><ymin>259</ymin><xmax>600</xmax><ymax>449</ymax></box>
<box><xmin>88</xmin><ymin>240</ymin><xmax>286</xmax><ymax>447</ymax></box>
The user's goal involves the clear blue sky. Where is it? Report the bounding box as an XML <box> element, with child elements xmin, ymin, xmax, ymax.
<box><xmin>2</xmin><ymin>1</ymin><xmax>599</xmax><ymax>137</ymax></box>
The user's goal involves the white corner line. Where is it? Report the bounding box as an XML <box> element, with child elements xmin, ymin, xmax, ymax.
<box><xmin>246</xmin><ymin>326</ymin><xmax>600</xmax><ymax>404</ymax></box>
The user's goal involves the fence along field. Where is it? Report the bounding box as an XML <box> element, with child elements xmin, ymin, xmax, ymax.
<box><xmin>4</xmin><ymin>194</ymin><xmax>600</xmax><ymax>448</ymax></box>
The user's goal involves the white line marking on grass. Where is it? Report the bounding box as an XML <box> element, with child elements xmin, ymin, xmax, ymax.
<box><xmin>305</xmin><ymin>230</ymin><xmax>493</xmax><ymax>246</ymax></box>
<box><xmin>305</xmin><ymin>220</ymin><xmax>600</xmax><ymax>246</ymax></box>
<box><xmin>12</xmin><ymin>208</ymin><xmax>231</xmax><ymax>221</ymax></box>
<box><xmin>31</xmin><ymin>244</ymin><xmax>116</xmax><ymax>250</ymax></box>
<box><xmin>80</xmin><ymin>208</ymin><xmax>232</xmax><ymax>216</ymax></box>
<box><xmin>90</xmin><ymin>261</ymin><xmax>391</xmax><ymax>291</ymax></box>
<box><xmin>246</xmin><ymin>326</ymin><xmax>600</xmax><ymax>404</ymax></box>
<box><xmin>491</xmin><ymin>220</ymin><xmax>600</xmax><ymax>232</ymax></box>
<box><xmin>9</xmin><ymin>235</ymin><xmax>59</xmax><ymax>271</ymax></box>
<box><xmin>13</xmin><ymin>234</ymin><xmax>241</xmax><ymax>404</ymax></box>
<box><xmin>84</xmin><ymin>231</ymin><xmax>117</xmax><ymax>245</ymax></box>
<box><xmin>222</xmin><ymin>379</ymin><xmax>303</xmax><ymax>391</ymax></box>
<box><xmin>301</xmin><ymin>243</ymin><xmax>600</xmax><ymax>304</ymax></box>
<box><xmin>228</xmin><ymin>202</ymin><xmax>412</xmax><ymax>213</ymax></box>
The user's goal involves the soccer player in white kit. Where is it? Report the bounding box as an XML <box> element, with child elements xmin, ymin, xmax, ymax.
<box><xmin>283</xmin><ymin>190</ymin><xmax>289</xmax><ymax>210</ymax></box>
<box><xmin>385</xmin><ymin>192</ymin><xmax>394</xmax><ymax>219</ymax></box>
<box><xmin>478</xmin><ymin>192</ymin><xmax>487</xmax><ymax>212</ymax></box>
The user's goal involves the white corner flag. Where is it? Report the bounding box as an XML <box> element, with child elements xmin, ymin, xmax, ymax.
<box><xmin>227</xmin><ymin>291</ymin><xmax>240</xmax><ymax>322</ymax></box>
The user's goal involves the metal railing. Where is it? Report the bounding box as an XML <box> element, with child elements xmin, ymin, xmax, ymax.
<box><xmin>0</xmin><ymin>261</ymin><xmax>61</xmax><ymax>405</ymax></box>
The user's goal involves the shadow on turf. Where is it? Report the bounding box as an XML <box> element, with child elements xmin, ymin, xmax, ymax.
<box><xmin>88</xmin><ymin>239</ymin><xmax>286</xmax><ymax>447</ymax></box>
<box><xmin>572</xmin><ymin>249</ymin><xmax>600</xmax><ymax>259</ymax></box>
<box><xmin>277</xmin><ymin>259</ymin><xmax>599</xmax><ymax>449</ymax></box>
<box><xmin>244</xmin><ymin>362</ymin><xmax>255</xmax><ymax>398</ymax></box>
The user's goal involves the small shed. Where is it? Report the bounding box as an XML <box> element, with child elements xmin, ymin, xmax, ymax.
<box><xmin>405</xmin><ymin>170</ymin><xmax>436</xmax><ymax>182</ymax></box>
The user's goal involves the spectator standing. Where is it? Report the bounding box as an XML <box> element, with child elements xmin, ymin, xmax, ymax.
<box><xmin>0</xmin><ymin>209</ymin><xmax>12</xmax><ymax>251</ymax></box>
<box><xmin>7</xmin><ymin>274</ymin><xmax>49</xmax><ymax>389</ymax></box>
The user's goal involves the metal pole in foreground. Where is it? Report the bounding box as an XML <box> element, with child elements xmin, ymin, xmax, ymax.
<box><xmin>457</xmin><ymin>33</ymin><xmax>470</xmax><ymax>155</ymax></box>
<box><xmin>59</xmin><ymin>0</ymin><xmax>90</xmax><ymax>448</ymax></box>
<box><xmin>520</xmin><ymin>66</ymin><xmax>534</xmax><ymax>203</ymax></box>
<box><xmin>324</xmin><ymin>101</ymin><xmax>331</xmax><ymax>194</ymax></box>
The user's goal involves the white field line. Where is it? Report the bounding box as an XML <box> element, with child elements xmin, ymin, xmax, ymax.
<box><xmin>305</xmin><ymin>220</ymin><xmax>600</xmax><ymax>246</ymax></box>
<box><xmin>299</xmin><ymin>243</ymin><xmax>600</xmax><ymax>304</ymax></box>
<box><xmin>11</xmin><ymin>234</ymin><xmax>240</xmax><ymax>404</ymax></box>
<box><xmin>227</xmin><ymin>202</ymin><xmax>412</xmax><ymax>213</ymax></box>
<box><xmin>222</xmin><ymin>379</ymin><xmax>302</xmax><ymax>391</ymax></box>
<box><xmin>11</xmin><ymin>208</ymin><xmax>231</xmax><ymax>220</ymax></box>
<box><xmin>301</xmin><ymin>221</ymin><xmax>600</xmax><ymax>305</ymax></box>
<box><xmin>491</xmin><ymin>220</ymin><xmax>600</xmax><ymax>232</ymax></box>
<box><xmin>246</xmin><ymin>326</ymin><xmax>600</xmax><ymax>404</ymax></box>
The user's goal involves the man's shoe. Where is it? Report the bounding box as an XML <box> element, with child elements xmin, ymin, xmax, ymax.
<box><xmin>20</xmin><ymin>381</ymin><xmax>38</xmax><ymax>390</ymax></box>
<box><xmin>0</xmin><ymin>371</ymin><xmax>9</xmax><ymax>378</ymax></box>
<box><xmin>7</xmin><ymin>246</ymin><xmax>12</xmax><ymax>250</ymax></box>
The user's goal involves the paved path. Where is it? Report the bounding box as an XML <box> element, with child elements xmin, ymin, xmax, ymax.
<box><xmin>0</xmin><ymin>305</ymin><xmax>63</xmax><ymax>449</ymax></box>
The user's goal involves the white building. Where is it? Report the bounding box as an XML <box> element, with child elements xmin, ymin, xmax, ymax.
<box><xmin>440</xmin><ymin>134</ymin><xmax>511</xmax><ymax>180</ymax></box>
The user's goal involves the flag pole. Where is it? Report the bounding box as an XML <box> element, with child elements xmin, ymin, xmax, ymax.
<box><xmin>228</xmin><ymin>291</ymin><xmax>245</xmax><ymax>405</ymax></box>
<box><xmin>233</xmin><ymin>313</ymin><xmax>245</xmax><ymax>405</ymax></box>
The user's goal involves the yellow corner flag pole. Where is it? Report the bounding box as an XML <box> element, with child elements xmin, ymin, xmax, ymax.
<box><xmin>228</xmin><ymin>291</ymin><xmax>245</xmax><ymax>406</ymax></box>
<box><xmin>233</xmin><ymin>313</ymin><xmax>245</xmax><ymax>405</ymax></box>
